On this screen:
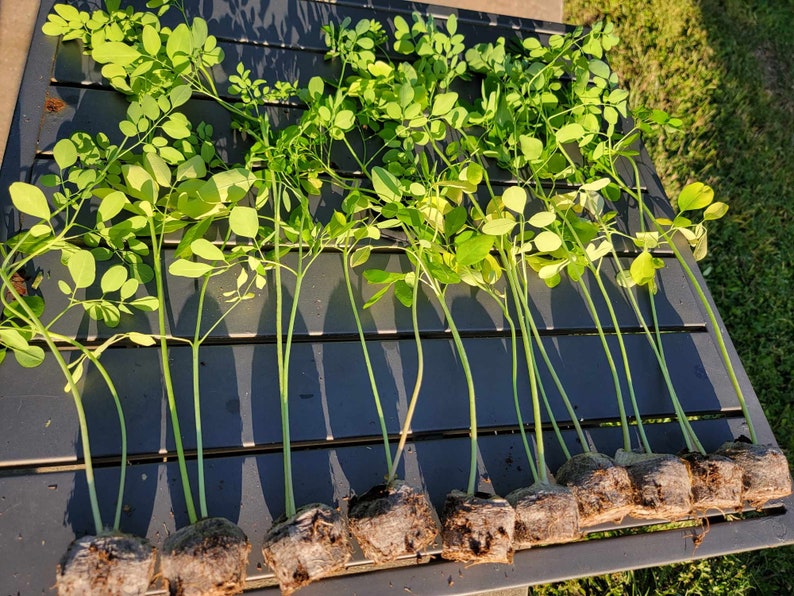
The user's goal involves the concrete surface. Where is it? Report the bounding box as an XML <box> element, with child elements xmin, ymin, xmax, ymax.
<box><xmin>411</xmin><ymin>0</ymin><xmax>562</xmax><ymax>21</ymax></box>
<box><xmin>0</xmin><ymin>0</ymin><xmax>40</xmax><ymax>165</ymax></box>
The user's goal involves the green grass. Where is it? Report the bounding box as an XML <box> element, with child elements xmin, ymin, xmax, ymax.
<box><xmin>548</xmin><ymin>0</ymin><xmax>794</xmax><ymax>593</ymax></box>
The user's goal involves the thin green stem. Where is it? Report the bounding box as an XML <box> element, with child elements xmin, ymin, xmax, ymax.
<box><xmin>535</xmin><ymin>353</ymin><xmax>571</xmax><ymax>460</ymax></box>
<box><xmin>150</xmin><ymin>221</ymin><xmax>197</xmax><ymax>524</ymax></box>
<box><xmin>273</xmin><ymin>181</ymin><xmax>296</xmax><ymax>518</ymax></box>
<box><xmin>649</xmin><ymin>286</ymin><xmax>704</xmax><ymax>453</ymax></box>
<box><xmin>659</xmin><ymin>231</ymin><xmax>758</xmax><ymax>444</ymax></box>
<box><xmin>82</xmin><ymin>349</ymin><xmax>128</xmax><ymax>530</ymax></box>
<box><xmin>341</xmin><ymin>245</ymin><xmax>393</xmax><ymax>473</ymax></box>
<box><xmin>192</xmin><ymin>274</ymin><xmax>212</xmax><ymax>519</ymax></box>
<box><xmin>434</xmin><ymin>284</ymin><xmax>479</xmax><ymax>495</ymax></box>
<box><xmin>590</xmin><ymin>272</ymin><xmax>651</xmax><ymax>454</ymax></box>
<box><xmin>608</xmin><ymin>248</ymin><xmax>703</xmax><ymax>453</ymax></box>
<box><xmin>491</xmin><ymin>290</ymin><xmax>538</xmax><ymax>482</ymax></box>
<box><xmin>577</xmin><ymin>277</ymin><xmax>632</xmax><ymax>452</ymax></box>
<box><xmin>0</xmin><ymin>271</ymin><xmax>104</xmax><ymax>533</ymax></box>
<box><xmin>501</xmin><ymin>259</ymin><xmax>547</xmax><ymax>483</ymax></box>
<box><xmin>388</xmin><ymin>260</ymin><xmax>425</xmax><ymax>484</ymax></box>
<box><xmin>515</xmin><ymin>253</ymin><xmax>590</xmax><ymax>452</ymax></box>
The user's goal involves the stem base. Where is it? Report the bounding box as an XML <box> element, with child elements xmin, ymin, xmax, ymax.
<box><xmin>556</xmin><ymin>452</ymin><xmax>633</xmax><ymax>528</ymax></box>
<box><xmin>716</xmin><ymin>441</ymin><xmax>793</xmax><ymax>508</ymax></box>
<box><xmin>161</xmin><ymin>517</ymin><xmax>250</xmax><ymax>596</ymax></box>
<box><xmin>505</xmin><ymin>482</ymin><xmax>580</xmax><ymax>548</ymax></box>
<box><xmin>56</xmin><ymin>533</ymin><xmax>155</xmax><ymax>596</ymax></box>
<box><xmin>440</xmin><ymin>490</ymin><xmax>515</xmax><ymax>564</ymax></box>
<box><xmin>615</xmin><ymin>450</ymin><xmax>693</xmax><ymax>520</ymax></box>
<box><xmin>262</xmin><ymin>503</ymin><xmax>351</xmax><ymax>595</ymax></box>
<box><xmin>348</xmin><ymin>480</ymin><xmax>438</xmax><ymax>564</ymax></box>
<box><xmin>682</xmin><ymin>452</ymin><xmax>744</xmax><ymax>512</ymax></box>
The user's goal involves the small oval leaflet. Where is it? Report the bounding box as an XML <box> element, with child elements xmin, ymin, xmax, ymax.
<box><xmin>502</xmin><ymin>187</ymin><xmax>527</xmax><ymax>214</ymax></box>
<box><xmin>229</xmin><ymin>206</ymin><xmax>259</xmax><ymax>238</ymax></box>
<box><xmin>555</xmin><ymin>123</ymin><xmax>585</xmax><ymax>144</ymax></box>
<box><xmin>53</xmin><ymin>139</ymin><xmax>78</xmax><ymax>170</ymax></box>
<box><xmin>168</xmin><ymin>259</ymin><xmax>214</xmax><ymax>278</ymax></box>
<box><xmin>10</xmin><ymin>182</ymin><xmax>51</xmax><ymax>220</ymax></box>
<box><xmin>191</xmin><ymin>238</ymin><xmax>225</xmax><ymax>262</ymax></box>
<box><xmin>372</xmin><ymin>167</ymin><xmax>402</xmax><ymax>203</ymax></box>
<box><xmin>67</xmin><ymin>250</ymin><xmax>96</xmax><ymax>289</ymax></box>
<box><xmin>677</xmin><ymin>182</ymin><xmax>714</xmax><ymax>212</ymax></box>
<box><xmin>101</xmin><ymin>265</ymin><xmax>128</xmax><ymax>293</ymax></box>
<box><xmin>482</xmin><ymin>218</ymin><xmax>516</xmax><ymax>236</ymax></box>
<box><xmin>528</xmin><ymin>211</ymin><xmax>556</xmax><ymax>228</ymax></box>
<box><xmin>534</xmin><ymin>230</ymin><xmax>562</xmax><ymax>253</ymax></box>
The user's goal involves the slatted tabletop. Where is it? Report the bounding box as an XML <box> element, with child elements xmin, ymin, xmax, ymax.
<box><xmin>1</xmin><ymin>1</ymin><xmax>792</xmax><ymax>594</ymax></box>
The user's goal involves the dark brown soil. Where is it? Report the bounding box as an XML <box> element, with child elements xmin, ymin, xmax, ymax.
<box><xmin>440</xmin><ymin>490</ymin><xmax>515</xmax><ymax>564</ymax></box>
<box><xmin>615</xmin><ymin>450</ymin><xmax>693</xmax><ymax>520</ymax></box>
<box><xmin>682</xmin><ymin>452</ymin><xmax>744</xmax><ymax>512</ymax></box>
<box><xmin>45</xmin><ymin>96</ymin><xmax>66</xmax><ymax>113</ymax></box>
<box><xmin>348</xmin><ymin>480</ymin><xmax>438</xmax><ymax>564</ymax></box>
<box><xmin>160</xmin><ymin>517</ymin><xmax>250</xmax><ymax>596</ymax></box>
<box><xmin>555</xmin><ymin>452</ymin><xmax>634</xmax><ymax>527</ymax></box>
<box><xmin>56</xmin><ymin>533</ymin><xmax>155</xmax><ymax>596</ymax></box>
<box><xmin>262</xmin><ymin>503</ymin><xmax>351</xmax><ymax>595</ymax></box>
<box><xmin>505</xmin><ymin>482</ymin><xmax>580</xmax><ymax>548</ymax></box>
<box><xmin>717</xmin><ymin>441</ymin><xmax>793</xmax><ymax>507</ymax></box>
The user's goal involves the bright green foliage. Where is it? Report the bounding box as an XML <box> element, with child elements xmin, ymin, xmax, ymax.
<box><xmin>28</xmin><ymin>0</ymin><xmax>765</xmax><ymax>578</ymax></box>
<box><xmin>43</xmin><ymin>2</ymin><xmax>222</xmax><ymax>98</ymax></box>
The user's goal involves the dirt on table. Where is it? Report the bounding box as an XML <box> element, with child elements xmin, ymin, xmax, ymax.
<box><xmin>262</xmin><ymin>503</ymin><xmax>351</xmax><ymax>596</ymax></box>
<box><xmin>348</xmin><ymin>480</ymin><xmax>438</xmax><ymax>564</ymax></box>
<box><xmin>440</xmin><ymin>490</ymin><xmax>515</xmax><ymax>564</ymax></box>
<box><xmin>506</xmin><ymin>482</ymin><xmax>580</xmax><ymax>548</ymax></box>
<box><xmin>160</xmin><ymin>517</ymin><xmax>250</xmax><ymax>596</ymax></box>
<box><xmin>56</xmin><ymin>533</ymin><xmax>155</xmax><ymax>596</ymax></box>
<box><xmin>556</xmin><ymin>452</ymin><xmax>634</xmax><ymax>527</ymax></box>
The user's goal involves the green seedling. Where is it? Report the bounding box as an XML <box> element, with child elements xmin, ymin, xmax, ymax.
<box><xmin>0</xmin><ymin>104</ymin><xmax>167</xmax><ymax>588</ymax></box>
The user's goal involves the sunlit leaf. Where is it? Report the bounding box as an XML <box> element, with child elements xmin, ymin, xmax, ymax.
<box><xmin>502</xmin><ymin>186</ymin><xmax>527</xmax><ymax>213</ymax></box>
<box><xmin>168</xmin><ymin>259</ymin><xmax>214</xmax><ymax>278</ymax></box>
<box><xmin>372</xmin><ymin>166</ymin><xmax>402</xmax><ymax>202</ymax></box>
<box><xmin>229</xmin><ymin>205</ymin><xmax>259</xmax><ymax>238</ymax></box>
<box><xmin>67</xmin><ymin>250</ymin><xmax>96</xmax><ymax>289</ymax></box>
<box><xmin>10</xmin><ymin>182</ymin><xmax>50</xmax><ymax>220</ymax></box>
<box><xmin>677</xmin><ymin>182</ymin><xmax>714</xmax><ymax>212</ymax></box>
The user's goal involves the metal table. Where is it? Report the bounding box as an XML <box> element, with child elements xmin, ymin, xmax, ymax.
<box><xmin>1</xmin><ymin>1</ymin><xmax>792</xmax><ymax>594</ymax></box>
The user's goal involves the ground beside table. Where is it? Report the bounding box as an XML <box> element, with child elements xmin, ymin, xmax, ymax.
<box><xmin>0</xmin><ymin>1</ymin><xmax>792</xmax><ymax>595</ymax></box>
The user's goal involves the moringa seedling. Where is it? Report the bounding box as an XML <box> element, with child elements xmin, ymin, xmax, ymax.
<box><xmin>304</xmin><ymin>20</ymin><xmax>441</xmax><ymax>565</ymax></box>
<box><xmin>1</xmin><ymin>120</ymin><xmax>161</xmax><ymax>592</ymax></box>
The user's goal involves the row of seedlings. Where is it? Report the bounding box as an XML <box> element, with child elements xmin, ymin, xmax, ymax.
<box><xmin>3</xmin><ymin>1</ymin><xmax>788</xmax><ymax>594</ymax></box>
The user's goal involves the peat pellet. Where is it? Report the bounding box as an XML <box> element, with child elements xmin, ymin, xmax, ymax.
<box><xmin>160</xmin><ymin>517</ymin><xmax>250</xmax><ymax>596</ymax></box>
<box><xmin>262</xmin><ymin>503</ymin><xmax>351</xmax><ymax>595</ymax></box>
<box><xmin>348</xmin><ymin>480</ymin><xmax>438</xmax><ymax>564</ymax></box>
<box><xmin>505</xmin><ymin>482</ymin><xmax>580</xmax><ymax>548</ymax></box>
<box><xmin>440</xmin><ymin>490</ymin><xmax>515</xmax><ymax>564</ymax></box>
<box><xmin>717</xmin><ymin>441</ymin><xmax>793</xmax><ymax>507</ymax></box>
<box><xmin>56</xmin><ymin>533</ymin><xmax>155</xmax><ymax>596</ymax></box>
<box><xmin>682</xmin><ymin>452</ymin><xmax>743</xmax><ymax>512</ymax></box>
<box><xmin>555</xmin><ymin>452</ymin><xmax>633</xmax><ymax>527</ymax></box>
<box><xmin>614</xmin><ymin>450</ymin><xmax>693</xmax><ymax>520</ymax></box>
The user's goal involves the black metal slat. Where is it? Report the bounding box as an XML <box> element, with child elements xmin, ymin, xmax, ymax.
<box><xmin>0</xmin><ymin>330</ymin><xmax>748</xmax><ymax>465</ymax></box>
<box><xmin>21</xmin><ymin>245</ymin><xmax>701</xmax><ymax>344</ymax></box>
